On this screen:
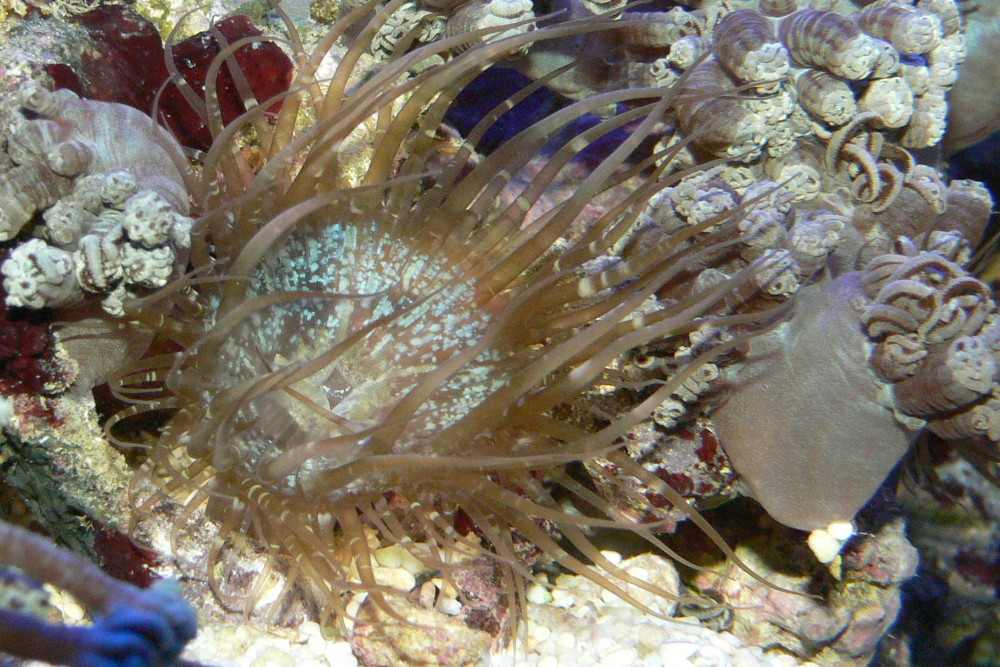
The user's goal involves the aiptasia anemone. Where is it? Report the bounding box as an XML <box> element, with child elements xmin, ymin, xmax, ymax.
<box><xmin>108</xmin><ymin>0</ymin><xmax>788</xmax><ymax>634</ymax></box>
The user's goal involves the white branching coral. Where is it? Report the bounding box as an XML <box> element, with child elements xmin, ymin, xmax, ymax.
<box><xmin>446</xmin><ymin>0</ymin><xmax>535</xmax><ymax>49</ymax></box>
<box><xmin>780</xmin><ymin>9</ymin><xmax>884</xmax><ymax>79</ymax></box>
<box><xmin>0</xmin><ymin>81</ymin><xmax>192</xmax><ymax>315</ymax></box>
<box><xmin>371</xmin><ymin>2</ymin><xmax>446</xmax><ymax>60</ymax></box>
<box><xmin>714</xmin><ymin>9</ymin><xmax>791</xmax><ymax>89</ymax></box>
<box><xmin>795</xmin><ymin>69</ymin><xmax>858</xmax><ymax>125</ymax></box>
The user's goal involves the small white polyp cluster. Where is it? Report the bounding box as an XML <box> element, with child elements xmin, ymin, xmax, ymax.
<box><xmin>2</xmin><ymin>171</ymin><xmax>192</xmax><ymax>315</ymax></box>
<box><xmin>0</xmin><ymin>80</ymin><xmax>192</xmax><ymax>316</ymax></box>
<box><xmin>807</xmin><ymin>520</ymin><xmax>855</xmax><ymax>564</ymax></box>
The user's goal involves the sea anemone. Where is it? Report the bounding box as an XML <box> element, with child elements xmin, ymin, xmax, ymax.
<box><xmin>106</xmin><ymin>0</ymin><xmax>788</xmax><ymax>635</ymax></box>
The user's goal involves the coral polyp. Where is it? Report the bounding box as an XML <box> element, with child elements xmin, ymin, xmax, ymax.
<box><xmin>107</xmin><ymin>1</ymin><xmax>782</xmax><ymax>634</ymax></box>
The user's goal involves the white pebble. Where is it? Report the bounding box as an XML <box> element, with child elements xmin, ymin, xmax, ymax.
<box><xmin>324</xmin><ymin>641</ymin><xmax>357</xmax><ymax>666</ymax></box>
<box><xmin>372</xmin><ymin>566</ymin><xmax>416</xmax><ymax>592</ymax></box>
<box><xmin>550</xmin><ymin>589</ymin><xmax>576</xmax><ymax>608</ymax></box>
<box><xmin>696</xmin><ymin>643</ymin><xmax>727</xmax><ymax>663</ymax></box>
<box><xmin>660</xmin><ymin>640</ymin><xmax>699</xmax><ymax>661</ymax></box>
<box><xmin>527</xmin><ymin>583</ymin><xmax>552</xmax><ymax>604</ymax></box>
<box><xmin>439</xmin><ymin>596</ymin><xmax>463</xmax><ymax>616</ymax></box>
<box><xmin>595</xmin><ymin>636</ymin><xmax>619</xmax><ymax>654</ymax></box>
<box><xmin>374</xmin><ymin>543</ymin><xmax>426</xmax><ymax>574</ymax></box>
<box><xmin>600</xmin><ymin>550</ymin><xmax>624</xmax><ymax>566</ymax></box>
<box><xmin>600</xmin><ymin>586</ymin><xmax>628</xmax><ymax>607</ymax></box>
<box><xmin>715</xmin><ymin>632</ymin><xmax>742</xmax><ymax>648</ymax></box>
<box><xmin>250</xmin><ymin>647</ymin><xmax>295</xmax><ymax>667</ymax></box>
<box><xmin>531</xmin><ymin>624</ymin><xmax>551</xmax><ymax>642</ymax></box>
<box><xmin>599</xmin><ymin>646</ymin><xmax>638</xmax><ymax>667</ymax></box>
<box><xmin>298</xmin><ymin>660</ymin><xmax>327</xmax><ymax>667</ymax></box>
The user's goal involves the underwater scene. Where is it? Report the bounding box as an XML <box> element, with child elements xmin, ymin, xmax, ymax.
<box><xmin>0</xmin><ymin>0</ymin><xmax>998</xmax><ymax>665</ymax></box>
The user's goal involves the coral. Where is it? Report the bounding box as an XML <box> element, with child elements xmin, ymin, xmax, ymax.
<box><xmin>94</xmin><ymin>525</ymin><xmax>161</xmax><ymax>590</ymax></box>
<box><xmin>350</xmin><ymin>595</ymin><xmax>493</xmax><ymax>666</ymax></box>
<box><xmin>585</xmin><ymin>419</ymin><xmax>740</xmax><ymax>527</ymax></box>
<box><xmin>325</xmin><ymin>0</ymin><xmax>967</xmax><ymax>211</ymax></box>
<box><xmin>714</xmin><ymin>9</ymin><xmax>790</xmax><ymax>90</ymax></box>
<box><xmin>0</xmin><ymin>563</ymin><xmax>51</xmax><ymax>623</ymax></box>
<box><xmin>941</xmin><ymin>0</ymin><xmax>1000</xmax><ymax>154</ymax></box>
<box><xmin>0</xmin><ymin>6</ymin><xmax>296</xmax><ymax>314</ymax></box>
<box><xmin>0</xmin><ymin>3</ymin><xmax>295</xmax><ymax>150</ymax></box>
<box><xmin>1</xmin><ymin>382</ymin><xmax>131</xmax><ymax>561</ymax></box>
<box><xmin>371</xmin><ymin>2</ymin><xmax>446</xmax><ymax>61</ymax></box>
<box><xmin>675</xmin><ymin>59</ymin><xmax>769</xmax><ymax>160</ymax></box>
<box><xmin>716</xmin><ymin>260</ymin><xmax>912</xmax><ymax>529</ymax></box>
<box><xmin>711</xmin><ymin>236</ymin><xmax>999</xmax><ymax>532</ymax></box>
<box><xmin>781</xmin><ymin>9</ymin><xmax>885</xmax><ymax>79</ymax></box>
<box><xmin>0</xmin><ymin>80</ymin><xmax>192</xmax><ymax>315</ymax></box>
<box><xmin>50</xmin><ymin>3</ymin><xmax>172</xmax><ymax>115</ymax></box>
<box><xmin>491</xmin><ymin>549</ymin><xmax>798</xmax><ymax>666</ymax></box>
<box><xmin>480</xmin><ymin>0</ymin><xmax>999</xmax><ymax>548</ymax></box>
<box><xmin>0</xmin><ymin>518</ymin><xmax>197</xmax><ymax>667</ymax></box>
<box><xmin>0</xmin><ymin>3</ymin><xmax>168</xmax><ymax>118</ymax></box>
<box><xmin>896</xmin><ymin>454</ymin><xmax>1000</xmax><ymax>664</ymax></box>
<box><xmin>444</xmin><ymin>0</ymin><xmax>534</xmax><ymax>50</ymax></box>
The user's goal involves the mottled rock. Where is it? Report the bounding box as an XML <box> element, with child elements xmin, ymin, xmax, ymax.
<box><xmin>351</xmin><ymin>595</ymin><xmax>492</xmax><ymax>667</ymax></box>
<box><xmin>691</xmin><ymin>517</ymin><xmax>918</xmax><ymax>665</ymax></box>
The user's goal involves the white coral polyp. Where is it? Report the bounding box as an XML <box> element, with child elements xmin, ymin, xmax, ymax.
<box><xmin>726</xmin><ymin>114</ymin><xmax>768</xmax><ymax>161</ymax></box>
<box><xmin>829</xmin><ymin>35</ymin><xmax>881</xmax><ymax>79</ymax></box>
<box><xmin>119</xmin><ymin>243</ymin><xmax>175</xmax><ymax>289</ymax></box>
<box><xmin>860</xmin><ymin>77</ymin><xmax>914</xmax><ymax>129</ymax></box>
<box><xmin>101</xmin><ymin>169</ymin><xmax>139</xmax><ymax>208</ymax></box>
<box><xmin>487</xmin><ymin>0</ymin><xmax>532</xmax><ymax>19</ymax></box>
<box><xmin>1</xmin><ymin>238</ymin><xmax>82</xmax><ymax>309</ymax></box>
<box><xmin>753</xmin><ymin>248</ymin><xmax>801</xmax><ymax>296</ymax></box>
<box><xmin>122</xmin><ymin>191</ymin><xmax>180</xmax><ymax>249</ymax></box>
<box><xmin>737</xmin><ymin>43</ymin><xmax>791</xmax><ymax>84</ymax></box>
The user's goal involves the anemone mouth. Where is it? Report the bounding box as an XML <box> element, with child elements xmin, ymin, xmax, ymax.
<box><xmin>102</xmin><ymin>0</ymin><xmax>802</xmax><ymax>637</ymax></box>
